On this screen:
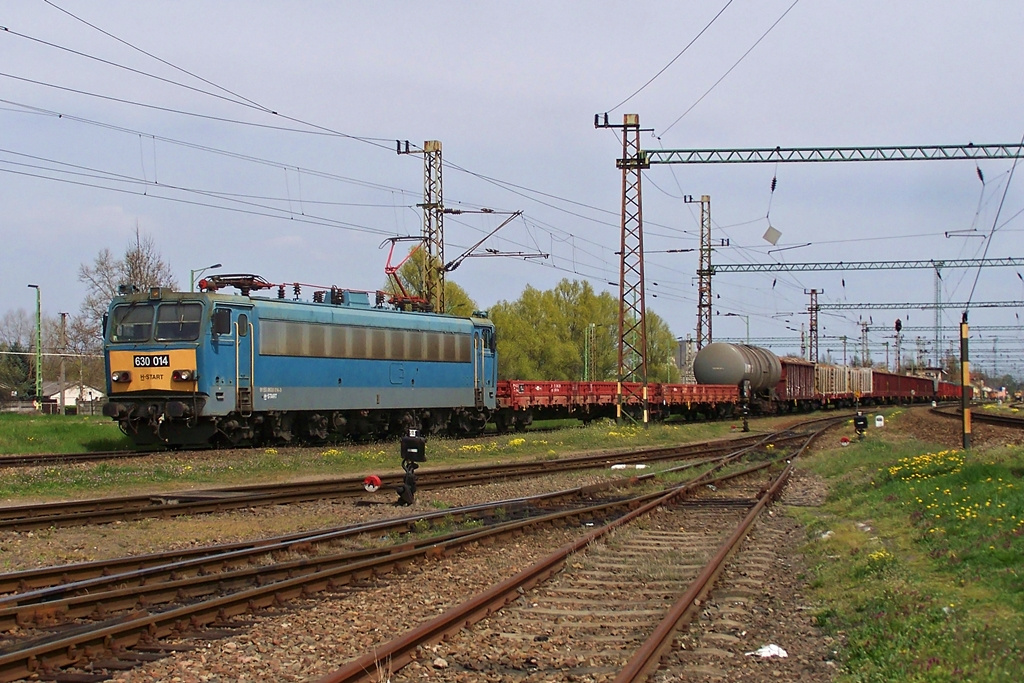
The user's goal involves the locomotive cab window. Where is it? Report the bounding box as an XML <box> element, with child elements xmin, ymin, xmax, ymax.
<box><xmin>213</xmin><ymin>308</ymin><xmax>232</xmax><ymax>335</ymax></box>
<box><xmin>109</xmin><ymin>304</ymin><xmax>154</xmax><ymax>343</ymax></box>
<box><xmin>237</xmin><ymin>313</ymin><xmax>249</xmax><ymax>337</ymax></box>
<box><xmin>155</xmin><ymin>302</ymin><xmax>202</xmax><ymax>341</ymax></box>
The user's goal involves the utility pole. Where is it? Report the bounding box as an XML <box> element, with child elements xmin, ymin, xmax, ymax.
<box><xmin>934</xmin><ymin>264</ymin><xmax>943</xmax><ymax>368</ymax></box>
<box><xmin>27</xmin><ymin>284</ymin><xmax>41</xmax><ymax>403</ymax></box>
<box><xmin>805</xmin><ymin>289</ymin><xmax>821</xmax><ymax>363</ymax></box>
<box><xmin>894</xmin><ymin>318</ymin><xmax>903</xmax><ymax>372</ymax></box>
<box><xmin>594</xmin><ymin>113</ymin><xmax>650</xmax><ymax>425</ymax></box>
<box><xmin>59</xmin><ymin>312</ymin><xmax>68</xmax><ymax>415</ymax></box>
<box><xmin>398</xmin><ymin>140</ymin><xmax>445</xmax><ymax>313</ymax></box>
<box><xmin>687</xmin><ymin>194</ymin><xmax>714</xmax><ymax>349</ymax></box>
<box><xmin>860</xmin><ymin>320</ymin><xmax>870</xmax><ymax>366</ymax></box>
<box><xmin>961</xmin><ymin>313</ymin><xmax>971</xmax><ymax>449</ymax></box>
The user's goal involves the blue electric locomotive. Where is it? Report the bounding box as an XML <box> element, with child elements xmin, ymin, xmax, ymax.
<box><xmin>103</xmin><ymin>275</ymin><xmax>498</xmax><ymax>447</ymax></box>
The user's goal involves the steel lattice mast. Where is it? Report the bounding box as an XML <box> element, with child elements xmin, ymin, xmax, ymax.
<box><xmin>687</xmin><ymin>195</ymin><xmax>713</xmax><ymax>349</ymax></box>
<box><xmin>397</xmin><ymin>140</ymin><xmax>445</xmax><ymax>313</ymax></box>
<box><xmin>817</xmin><ymin>300</ymin><xmax>1024</xmax><ymax>310</ymax></box>
<box><xmin>421</xmin><ymin>141</ymin><xmax>445</xmax><ymax>314</ymax></box>
<box><xmin>806</xmin><ymin>289</ymin><xmax>821</xmax><ymax>363</ymax></box>
<box><xmin>596</xmin><ymin>113</ymin><xmax>650</xmax><ymax>424</ymax></box>
<box><xmin>644</xmin><ymin>144</ymin><xmax>1024</xmax><ymax>165</ymax></box>
<box><xmin>710</xmin><ymin>257</ymin><xmax>1024</xmax><ymax>273</ymax></box>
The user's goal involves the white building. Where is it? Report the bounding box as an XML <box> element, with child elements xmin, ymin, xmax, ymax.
<box><xmin>42</xmin><ymin>381</ymin><xmax>105</xmax><ymax>407</ymax></box>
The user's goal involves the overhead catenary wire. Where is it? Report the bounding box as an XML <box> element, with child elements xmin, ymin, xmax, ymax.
<box><xmin>965</xmin><ymin>130</ymin><xmax>1024</xmax><ymax>309</ymax></box>
<box><xmin>605</xmin><ymin>0</ymin><xmax>735</xmax><ymax>113</ymax></box>
<box><xmin>660</xmin><ymin>0</ymin><xmax>801</xmax><ymax>137</ymax></box>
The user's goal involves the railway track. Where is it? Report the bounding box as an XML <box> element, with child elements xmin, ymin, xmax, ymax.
<box><xmin>0</xmin><ymin>421</ymin><xmax>822</xmax><ymax>682</ymax></box>
<box><xmin>0</xmin><ymin>449</ymin><xmax>154</xmax><ymax>469</ymax></box>
<box><xmin>0</xmin><ymin>431</ymin><xmax>801</xmax><ymax>532</ymax></box>
<box><xmin>0</xmin><ymin>425</ymin><xmax>575</xmax><ymax>470</ymax></box>
<box><xmin>319</xmin><ymin>423</ymin><xmax>827</xmax><ymax>682</ymax></box>
<box><xmin>930</xmin><ymin>404</ymin><xmax>1024</xmax><ymax>429</ymax></box>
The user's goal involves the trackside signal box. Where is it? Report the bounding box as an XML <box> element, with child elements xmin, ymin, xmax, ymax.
<box><xmin>401</xmin><ymin>432</ymin><xmax>426</xmax><ymax>462</ymax></box>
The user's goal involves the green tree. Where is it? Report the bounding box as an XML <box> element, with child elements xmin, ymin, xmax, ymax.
<box><xmin>0</xmin><ymin>341</ymin><xmax>32</xmax><ymax>398</ymax></box>
<box><xmin>646</xmin><ymin>310</ymin><xmax>680</xmax><ymax>383</ymax></box>
<box><xmin>488</xmin><ymin>279</ymin><xmax>679</xmax><ymax>382</ymax></box>
<box><xmin>0</xmin><ymin>310</ymin><xmax>33</xmax><ymax>398</ymax></box>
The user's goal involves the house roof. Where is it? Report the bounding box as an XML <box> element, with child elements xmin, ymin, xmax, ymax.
<box><xmin>42</xmin><ymin>381</ymin><xmax>104</xmax><ymax>397</ymax></box>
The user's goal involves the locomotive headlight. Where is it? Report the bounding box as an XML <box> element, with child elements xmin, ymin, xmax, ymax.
<box><xmin>171</xmin><ymin>369</ymin><xmax>195</xmax><ymax>382</ymax></box>
<box><xmin>110</xmin><ymin>370</ymin><xmax>132</xmax><ymax>383</ymax></box>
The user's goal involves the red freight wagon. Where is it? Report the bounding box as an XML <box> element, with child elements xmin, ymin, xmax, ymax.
<box><xmin>778</xmin><ymin>357</ymin><xmax>816</xmax><ymax>403</ymax></box>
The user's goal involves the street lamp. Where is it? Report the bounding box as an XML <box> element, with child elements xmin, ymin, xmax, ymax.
<box><xmin>722</xmin><ymin>312</ymin><xmax>750</xmax><ymax>345</ymax></box>
<box><xmin>190</xmin><ymin>263</ymin><xmax>222</xmax><ymax>292</ymax></box>
<box><xmin>26</xmin><ymin>284</ymin><xmax>41</xmax><ymax>402</ymax></box>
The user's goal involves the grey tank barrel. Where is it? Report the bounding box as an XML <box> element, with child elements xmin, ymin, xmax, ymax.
<box><xmin>692</xmin><ymin>342</ymin><xmax>782</xmax><ymax>391</ymax></box>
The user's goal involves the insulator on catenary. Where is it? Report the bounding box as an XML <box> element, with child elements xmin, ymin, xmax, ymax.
<box><xmin>977</xmin><ymin>166</ymin><xmax>984</xmax><ymax>183</ymax></box>
<box><xmin>770</xmin><ymin>176</ymin><xmax>777</xmax><ymax>192</ymax></box>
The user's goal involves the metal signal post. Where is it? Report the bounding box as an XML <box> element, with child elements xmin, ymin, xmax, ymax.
<box><xmin>961</xmin><ymin>314</ymin><xmax>971</xmax><ymax>450</ymax></box>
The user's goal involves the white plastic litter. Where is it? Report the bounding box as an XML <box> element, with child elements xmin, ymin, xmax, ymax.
<box><xmin>610</xmin><ymin>464</ymin><xmax>649</xmax><ymax>470</ymax></box>
<box><xmin>745</xmin><ymin>644</ymin><xmax>788</xmax><ymax>658</ymax></box>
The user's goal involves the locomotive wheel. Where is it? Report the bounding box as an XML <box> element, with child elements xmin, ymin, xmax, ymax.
<box><xmin>303</xmin><ymin>412</ymin><xmax>330</xmax><ymax>443</ymax></box>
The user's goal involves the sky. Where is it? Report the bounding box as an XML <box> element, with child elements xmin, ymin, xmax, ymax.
<box><xmin>2</xmin><ymin>1</ymin><xmax>1023</xmax><ymax>377</ymax></box>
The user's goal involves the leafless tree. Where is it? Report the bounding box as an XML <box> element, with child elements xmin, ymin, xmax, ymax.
<box><xmin>78</xmin><ymin>227</ymin><xmax>177</xmax><ymax>342</ymax></box>
<box><xmin>0</xmin><ymin>309</ymin><xmax>33</xmax><ymax>348</ymax></box>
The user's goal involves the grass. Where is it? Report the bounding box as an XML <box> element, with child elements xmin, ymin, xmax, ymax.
<box><xmin>0</xmin><ymin>415</ymin><xmax>764</xmax><ymax>503</ymax></box>
<box><xmin>792</xmin><ymin>409</ymin><xmax>1024</xmax><ymax>682</ymax></box>
<box><xmin>0</xmin><ymin>413</ymin><xmax>134</xmax><ymax>454</ymax></box>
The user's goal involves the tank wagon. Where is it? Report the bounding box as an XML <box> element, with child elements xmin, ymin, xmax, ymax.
<box><xmin>693</xmin><ymin>342</ymin><xmax>966</xmax><ymax>412</ymax></box>
<box><xmin>692</xmin><ymin>342</ymin><xmax>782</xmax><ymax>392</ymax></box>
<box><xmin>103</xmin><ymin>275</ymin><xmax>497</xmax><ymax>446</ymax></box>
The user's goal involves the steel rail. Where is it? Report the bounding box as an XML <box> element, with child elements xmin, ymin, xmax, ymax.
<box><xmin>613</xmin><ymin>422</ymin><xmax>825</xmax><ymax>681</ymax></box>
<box><xmin>314</xmin><ymin>420</ymin><xmax>841</xmax><ymax>682</ymax></box>
<box><xmin>0</xmin><ymin>433</ymin><xmax>774</xmax><ymax>531</ymax></box>
<box><xmin>0</xmin><ymin>434</ymin><xmax>790</xmax><ymax>682</ymax></box>
<box><xmin>0</xmin><ymin>432</ymin><xmax>787</xmax><ymax>605</ymax></box>
<box><xmin>930</xmin><ymin>405</ymin><xmax>1024</xmax><ymax>429</ymax></box>
<box><xmin>0</xmin><ymin>454</ymin><xmax>724</xmax><ymax>604</ymax></box>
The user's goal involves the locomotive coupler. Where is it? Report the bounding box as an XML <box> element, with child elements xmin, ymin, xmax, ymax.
<box><xmin>395</xmin><ymin>430</ymin><xmax>426</xmax><ymax>506</ymax></box>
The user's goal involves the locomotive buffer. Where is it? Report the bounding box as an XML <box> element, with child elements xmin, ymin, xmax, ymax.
<box><xmin>395</xmin><ymin>430</ymin><xmax>426</xmax><ymax>506</ymax></box>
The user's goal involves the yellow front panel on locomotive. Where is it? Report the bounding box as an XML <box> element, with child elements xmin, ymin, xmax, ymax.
<box><xmin>109</xmin><ymin>349</ymin><xmax>198</xmax><ymax>393</ymax></box>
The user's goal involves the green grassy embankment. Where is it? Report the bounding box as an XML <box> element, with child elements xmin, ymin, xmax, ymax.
<box><xmin>0</xmin><ymin>415</ymin><xmax>758</xmax><ymax>501</ymax></box>
<box><xmin>0</xmin><ymin>413</ymin><xmax>133</xmax><ymax>454</ymax></box>
<box><xmin>794</xmin><ymin>410</ymin><xmax>1024</xmax><ymax>682</ymax></box>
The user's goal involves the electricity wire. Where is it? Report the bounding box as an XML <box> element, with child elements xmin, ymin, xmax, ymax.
<box><xmin>660</xmin><ymin>0</ymin><xmax>800</xmax><ymax>137</ymax></box>
<box><xmin>605</xmin><ymin>0</ymin><xmax>735</xmax><ymax>113</ymax></box>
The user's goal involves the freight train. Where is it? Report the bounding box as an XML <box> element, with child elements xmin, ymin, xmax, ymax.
<box><xmin>101</xmin><ymin>276</ymin><xmax>965</xmax><ymax>448</ymax></box>
<box><xmin>690</xmin><ymin>342</ymin><xmax>966</xmax><ymax>412</ymax></box>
